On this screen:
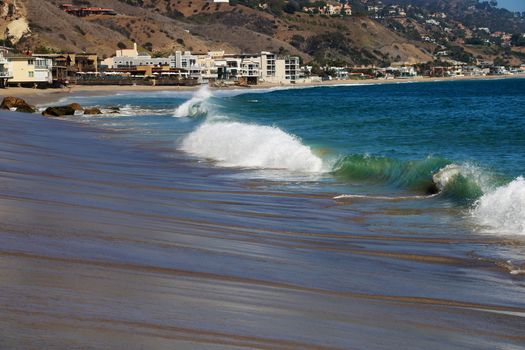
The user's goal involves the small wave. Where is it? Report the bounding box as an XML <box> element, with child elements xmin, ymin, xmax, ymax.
<box><xmin>472</xmin><ymin>177</ymin><xmax>525</xmax><ymax>236</ymax></box>
<box><xmin>334</xmin><ymin>193</ymin><xmax>438</xmax><ymax>201</ymax></box>
<box><xmin>332</xmin><ymin>155</ymin><xmax>450</xmax><ymax>194</ymax></box>
<box><xmin>173</xmin><ymin>85</ymin><xmax>211</xmax><ymax>118</ymax></box>
<box><xmin>180</xmin><ymin>121</ymin><xmax>324</xmax><ymax>172</ymax></box>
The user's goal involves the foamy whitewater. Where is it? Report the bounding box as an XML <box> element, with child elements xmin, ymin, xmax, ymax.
<box><xmin>472</xmin><ymin>177</ymin><xmax>525</xmax><ymax>236</ymax></box>
<box><xmin>181</xmin><ymin>121</ymin><xmax>324</xmax><ymax>172</ymax></box>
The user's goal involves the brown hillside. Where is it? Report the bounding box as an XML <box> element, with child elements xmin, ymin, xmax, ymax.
<box><xmin>4</xmin><ymin>0</ymin><xmax>436</xmax><ymax>65</ymax></box>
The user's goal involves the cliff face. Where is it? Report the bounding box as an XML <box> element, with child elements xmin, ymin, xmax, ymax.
<box><xmin>1</xmin><ymin>0</ymin><xmax>30</xmax><ymax>44</ymax></box>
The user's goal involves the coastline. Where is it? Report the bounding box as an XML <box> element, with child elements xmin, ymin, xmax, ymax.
<box><xmin>1</xmin><ymin>73</ymin><xmax>524</xmax><ymax>106</ymax></box>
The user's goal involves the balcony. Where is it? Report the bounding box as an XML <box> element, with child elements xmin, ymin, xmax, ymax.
<box><xmin>0</xmin><ymin>70</ymin><xmax>12</xmax><ymax>78</ymax></box>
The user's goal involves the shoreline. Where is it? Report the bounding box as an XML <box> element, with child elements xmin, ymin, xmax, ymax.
<box><xmin>1</xmin><ymin>73</ymin><xmax>524</xmax><ymax>106</ymax></box>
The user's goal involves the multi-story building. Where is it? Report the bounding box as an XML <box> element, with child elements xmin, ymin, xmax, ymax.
<box><xmin>6</xmin><ymin>55</ymin><xmax>53</xmax><ymax>87</ymax></box>
<box><xmin>34</xmin><ymin>53</ymin><xmax>99</xmax><ymax>83</ymax></box>
<box><xmin>169</xmin><ymin>51</ymin><xmax>202</xmax><ymax>80</ymax></box>
<box><xmin>284</xmin><ymin>56</ymin><xmax>300</xmax><ymax>81</ymax></box>
<box><xmin>0</xmin><ymin>47</ymin><xmax>12</xmax><ymax>88</ymax></box>
<box><xmin>239</xmin><ymin>56</ymin><xmax>260</xmax><ymax>85</ymax></box>
<box><xmin>260</xmin><ymin>52</ymin><xmax>301</xmax><ymax>84</ymax></box>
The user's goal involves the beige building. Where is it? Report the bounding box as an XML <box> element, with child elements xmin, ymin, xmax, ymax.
<box><xmin>260</xmin><ymin>52</ymin><xmax>300</xmax><ymax>84</ymax></box>
<box><xmin>7</xmin><ymin>55</ymin><xmax>53</xmax><ymax>86</ymax></box>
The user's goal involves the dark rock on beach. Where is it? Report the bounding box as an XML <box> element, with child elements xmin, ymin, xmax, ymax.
<box><xmin>42</xmin><ymin>106</ymin><xmax>77</xmax><ymax>117</ymax></box>
<box><xmin>0</xmin><ymin>96</ymin><xmax>36</xmax><ymax>113</ymax></box>
<box><xmin>68</xmin><ymin>103</ymin><xmax>83</xmax><ymax>111</ymax></box>
<box><xmin>84</xmin><ymin>107</ymin><xmax>102</xmax><ymax>115</ymax></box>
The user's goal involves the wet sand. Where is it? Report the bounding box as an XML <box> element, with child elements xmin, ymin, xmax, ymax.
<box><xmin>0</xmin><ymin>110</ymin><xmax>524</xmax><ymax>349</ymax></box>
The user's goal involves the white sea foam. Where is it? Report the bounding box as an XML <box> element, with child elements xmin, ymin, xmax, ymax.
<box><xmin>180</xmin><ymin>121</ymin><xmax>324</xmax><ymax>172</ymax></box>
<box><xmin>472</xmin><ymin>177</ymin><xmax>525</xmax><ymax>236</ymax></box>
<box><xmin>173</xmin><ymin>86</ymin><xmax>212</xmax><ymax>118</ymax></box>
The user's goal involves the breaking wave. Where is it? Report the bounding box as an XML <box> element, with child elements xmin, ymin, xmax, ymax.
<box><xmin>332</xmin><ymin>155</ymin><xmax>504</xmax><ymax>202</ymax></box>
<box><xmin>472</xmin><ymin>177</ymin><xmax>525</xmax><ymax>236</ymax></box>
<box><xmin>173</xmin><ymin>86</ymin><xmax>211</xmax><ymax>118</ymax></box>
<box><xmin>331</xmin><ymin>154</ymin><xmax>525</xmax><ymax>235</ymax></box>
<box><xmin>180</xmin><ymin>121</ymin><xmax>324</xmax><ymax>172</ymax></box>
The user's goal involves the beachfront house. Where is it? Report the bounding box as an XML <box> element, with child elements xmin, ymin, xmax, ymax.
<box><xmin>33</xmin><ymin>53</ymin><xmax>99</xmax><ymax>84</ymax></box>
<box><xmin>169</xmin><ymin>51</ymin><xmax>202</xmax><ymax>80</ymax></box>
<box><xmin>6</xmin><ymin>55</ymin><xmax>53</xmax><ymax>87</ymax></box>
<box><xmin>239</xmin><ymin>55</ymin><xmax>260</xmax><ymax>85</ymax></box>
<box><xmin>260</xmin><ymin>52</ymin><xmax>301</xmax><ymax>84</ymax></box>
<box><xmin>0</xmin><ymin>47</ymin><xmax>12</xmax><ymax>88</ymax></box>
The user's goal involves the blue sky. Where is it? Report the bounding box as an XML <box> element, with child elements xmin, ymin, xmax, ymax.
<box><xmin>497</xmin><ymin>0</ymin><xmax>525</xmax><ymax>12</ymax></box>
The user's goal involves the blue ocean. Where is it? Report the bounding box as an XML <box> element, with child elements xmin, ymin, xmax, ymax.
<box><xmin>58</xmin><ymin>79</ymin><xmax>525</xmax><ymax>265</ymax></box>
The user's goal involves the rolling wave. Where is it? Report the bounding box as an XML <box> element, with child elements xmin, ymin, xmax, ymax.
<box><xmin>173</xmin><ymin>86</ymin><xmax>212</xmax><ymax>118</ymax></box>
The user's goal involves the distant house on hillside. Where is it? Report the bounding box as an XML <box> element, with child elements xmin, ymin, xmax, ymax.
<box><xmin>60</xmin><ymin>4</ymin><xmax>117</xmax><ymax>17</ymax></box>
<box><xmin>304</xmin><ymin>2</ymin><xmax>352</xmax><ymax>16</ymax></box>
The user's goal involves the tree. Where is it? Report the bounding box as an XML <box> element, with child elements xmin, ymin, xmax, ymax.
<box><xmin>511</xmin><ymin>33</ymin><xmax>525</xmax><ymax>46</ymax></box>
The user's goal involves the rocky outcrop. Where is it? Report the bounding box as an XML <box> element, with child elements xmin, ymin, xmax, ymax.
<box><xmin>68</xmin><ymin>103</ymin><xmax>83</xmax><ymax>111</ymax></box>
<box><xmin>0</xmin><ymin>96</ymin><xmax>36</xmax><ymax>113</ymax></box>
<box><xmin>42</xmin><ymin>106</ymin><xmax>77</xmax><ymax>117</ymax></box>
<box><xmin>84</xmin><ymin>107</ymin><xmax>102</xmax><ymax>115</ymax></box>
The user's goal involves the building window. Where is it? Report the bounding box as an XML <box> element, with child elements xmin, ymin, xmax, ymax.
<box><xmin>28</xmin><ymin>59</ymin><xmax>34</xmax><ymax>65</ymax></box>
<box><xmin>29</xmin><ymin>71</ymin><xmax>34</xmax><ymax>78</ymax></box>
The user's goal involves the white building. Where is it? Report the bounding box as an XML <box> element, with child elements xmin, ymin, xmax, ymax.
<box><xmin>0</xmin><ymin>47</ymin><xmax>12</xmax><ymax>87</ymax></box>
<box><xmin>260</xmin><ymin>51</ymin><xmax>300</xmax><ymax>84</ymax></box>
<box><xmin>102</xmin><ymin>42</ymin><xmax>170</xmax><ymax>69</ymax></box>
<box><xmin>109</xmin><ymin>55</ymin><xmax>170</xmax><ymax>69</ymax></box>
<box><xmin>169</xmin><ymin>51</ymin><xmax>202</xmax><ymax>79</ymax></box>
<box><xmin>239</xmin><ymin>56</ymin><xmax>260</xmax><ymax>84</ymax></box>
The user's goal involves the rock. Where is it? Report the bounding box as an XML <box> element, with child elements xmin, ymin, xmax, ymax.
<box><xmin>68</xmin><ymin>103</ymin><xmax>83</xmax><ymax>111</ymax></box>
<box><xmin>84</xmin><ymin>107</ymin><xmax>102</xmax><ymax>115</ymax></box>
<box><xmin>0</xmin><ymin>96</ymin><xmax>36</xmax><ymax>113</ymax></box>
<box><xmin>16</xmin><ymin>105</ymin><xmax>37</xmax><ymax>113</ymax></box>
<box><xmin>109</xmin><ymin>106</ymin><xmax>120</xmax><ymax>112</ymax></box>
<box><xmin>42</xmin><ymin>106</ymin><xmax>77</xmax><ymax>117</ymax></box>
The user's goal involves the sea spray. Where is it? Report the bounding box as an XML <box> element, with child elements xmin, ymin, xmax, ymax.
<box><xmin>174</xmin><ymin>85</ymin><xmax>212</xmax><ymax>118</ymax></box>
<box><xmin>472</xmin><ymin>177</ymin><xmax>525</xmax><ymax>235</ymax></box>
<box><xmin>180</xmin><ymin>121</ymin><xmax>324</xmax><ymax>172</ymax></box>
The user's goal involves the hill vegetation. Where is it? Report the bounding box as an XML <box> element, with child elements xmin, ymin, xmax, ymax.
<box><xmin>1</xmin><ymin>0</ymin><xmax>524</xmax><ymax>66</ymax></box>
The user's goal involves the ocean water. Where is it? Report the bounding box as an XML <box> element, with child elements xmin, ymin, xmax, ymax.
<box><xmin>2</xmin><ymin>79</ymin><xmax>525</xmax><ymax>349</ymax></box>
<box><xmin>62</xmin><ymin>79</ymin><xmax>525</xmax><ymax>240</ymax></box>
